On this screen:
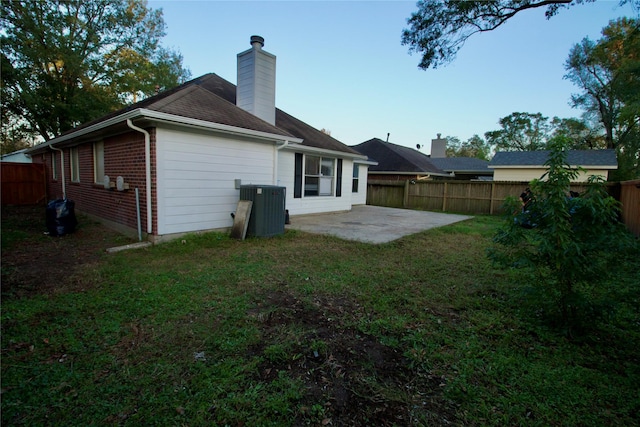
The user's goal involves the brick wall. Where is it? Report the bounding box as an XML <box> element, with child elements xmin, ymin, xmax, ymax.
<box><xmin>34</xmin><ymin>128</ymin><xmax>156</xmax><ymax>236</ymax></box>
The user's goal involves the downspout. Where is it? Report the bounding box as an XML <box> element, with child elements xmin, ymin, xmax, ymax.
<box><xmin>126</xmin><ymin>119</ymin><xmax>152</xmax><ymax>235</ymax></box>
<box><xmin>274</xmin><ymin>140</ymin><xmax>290</xmax><ymax>185</ymax></box>
<box><xmin>50</xmin><ymin>146</ymin><xmax>66</xmax><ymax>199</ymax></box>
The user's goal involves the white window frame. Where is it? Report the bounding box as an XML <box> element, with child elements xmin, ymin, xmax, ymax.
<box><xmin>70</xmin><ymin>147</ymin><xmax>80</xmax><ymax>182</ymax></box>
<box><xmin>352</xmin><ymin>164</ymin><xmax>359</xmax><ymax>193</ymax></box>
<box><xmin>93</xmin><ymin>141</ymin><xmax>104</xmax><ymax>184</ymax></box>
<box><xmin>304</xmin><ymin>155</ymin><xmax>335</xmax><ymax>197</ymax></box>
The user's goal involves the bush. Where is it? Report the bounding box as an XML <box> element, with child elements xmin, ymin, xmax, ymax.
<box><xmin>489</xmin><ymin>140</ymin><xmax>637</xmax><ymax>335</ymax></box>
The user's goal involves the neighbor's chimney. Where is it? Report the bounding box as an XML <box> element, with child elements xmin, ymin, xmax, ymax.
<box><xmin>430</xmin><ymin>133</ymin><xmax>447</xmax><ymax>158</ymax></box>
<box><xmin>237</xmin><ymin>35</ymin><xmax>276</xmax><ymax>125</ymax></box>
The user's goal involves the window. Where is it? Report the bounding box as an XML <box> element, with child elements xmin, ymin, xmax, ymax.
<box><xmin>304</xmin><ymin>155</ymin><xmax>335</xmax><ymax>196</ymax></box>
<box><xmin>51</xmin><ymin>151</ymin><xmax>58</xmax><ymax>180</ymax></box>
<box><xmin>93</xmin><ymin>141</ymin><xmax>104</xmax><ymax>184</ymax></box>
<box><xmin>352</xmin><ymin>164</ymin><xmax>359</xmax><ymax>193</ymax></box>
<box><xmin>294</xmin><ymin>153</ymin><xmax>343</xmax><ymax>199</ymax></box>
<box><xmin>70</xmin><ymin>147</ymin><xmax>80</xmax><ymax>182</ymax></box>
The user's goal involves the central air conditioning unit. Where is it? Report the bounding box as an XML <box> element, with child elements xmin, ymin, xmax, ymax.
<box><xmin>239</xmin><ymin>185</ymin><xmax>286</xmax><ymax>237</ymax></box>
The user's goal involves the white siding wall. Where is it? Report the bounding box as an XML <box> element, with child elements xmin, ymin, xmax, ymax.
<box><xmin>493</xmin><ymin>168</ymin><xmax>610</xmax><ymax>182</ymax></box>
<box><xmin>156</xmin><ymin>127</ymin><xmax>275</xmax><ymax>235</ymax></box>
<box><xmin>277</xmin><ymin>150</ymin><xmax>354</xmax><ymax>216</ymax></box>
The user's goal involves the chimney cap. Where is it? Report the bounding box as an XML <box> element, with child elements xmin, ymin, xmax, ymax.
<box><xmin>250</xmin><ymin>35</ymin><xmax>265</xmax><ymax>48</ymax></box>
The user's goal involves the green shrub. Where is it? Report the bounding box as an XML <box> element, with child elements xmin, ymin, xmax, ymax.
<box><xmin>489</xmin><ymin>140</ymin><xmax>637</xmax><ymax>335</ymax></box>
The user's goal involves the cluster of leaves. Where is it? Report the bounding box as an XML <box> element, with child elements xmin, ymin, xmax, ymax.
<box><xmin>565</xmin><ymin>17</ymin><xmax>640</xmax><ymax>180</ymax></box>
<box><xmin>0</xmin><ymin>0</ymin><xmax>191</xmax><ymax>143</ymax></box>
<box><xmin>444</xmin><ymin>134</ymin><xmax>492</xmax><ymax>159</ymax></box>
<box><xmin>402</xmin><ymin>0</ymin><xmax>599</xmax><ymax>70</ymax></box>
<box><xmin>489</xmin><ymin>140</ymin><xmax>637</xmax><ymax>334</ymax></box>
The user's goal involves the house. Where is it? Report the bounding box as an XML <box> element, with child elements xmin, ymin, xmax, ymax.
<box><xmin>351</xmin><ymin>136</ymin><xmax>492</xmax><ymax>181</ymax></box>
<box><xmin>26</xmin><ymin>36</ymin><xmax>372</xmax><ymax>242</ymax></box>
<box><xmin>351</xmin><ymin>138</ymin><xmax>450</xmax><ymax>181</ymax></box>
<box><xmin>426</xmin><ymin>135</ymin><xmax>492</xmax><ymax>180</ymax></box>
<box><xmin>1</xmin><ymin>148</ymin><xmax>32</xmax><ymax>163</ymax></box>
<box><xmin>488</xmin><ymin>149</ymin><xmax>617</xmax><ymax>182</ymax></box>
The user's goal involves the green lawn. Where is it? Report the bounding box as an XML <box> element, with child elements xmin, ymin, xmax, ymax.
<box><xmin>2</xmin><ymin>215</ymin><xmax>639</xmax><ymax>426</ymax></box>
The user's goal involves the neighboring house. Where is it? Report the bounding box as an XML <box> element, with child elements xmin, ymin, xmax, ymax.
<box><xmin>427</xmin><ymin>157</ymin><xmax>493</xmax><ymax>181</ymax></box>
<box><xmin>428</xmin><ymin>134</ymin><xmax>492</xmax><ymax>180</ymax></box>
<box><xmin>351</xmin><ymin>137</ymin><xmax>492</xmax><ymax>181</ymax></box>
<box><xmin>27</xmin><ymin>36</ymin><xmax>371</xmax><ymax>242</ymax></box>
<box><xmin>489</xmin><ymin>150</ymin><xmax>618</xmax><ymax>182</ymax></box>
<box><xmin>352</xmin><ymin>138</ymin><xmax>451</xmax><ymax>181</ymax></box>
<box><xmin>1</xmin><ymin>148</ymin><xmax>32</xmax><ymax>163</ymax></box>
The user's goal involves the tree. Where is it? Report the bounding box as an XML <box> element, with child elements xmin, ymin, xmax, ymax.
<box><xmin>489</xmin><ymin>139</ymin><xmax>635</xmax><ymax>335</ymax></box>
<box><xmin>548</xmin><ymin>117</ymin><xmax>606</xmax><ymax>150</ymax></box>
<box><xmin>564</xmin><ymin>17</ymin><xmax>640</xmax><ymax>179</ymax></box>
<box><xmin>445</xmin><ymin>134</ymin><xmax>492</xmax><ymax>159</ymax></box>
<box><xmin>485</xmin><ymin>112</ymin><xmax>551</xmax><ymax>151</ymax></box>
<box><xmin>401</xmin><ymin>0</ymin><xmax>638</xmax><ymax>70</ymax></box>
<box><xmin>0</xmin><ymin>0</ymin><xmax>191</xmax><ymax>141</ymax></box>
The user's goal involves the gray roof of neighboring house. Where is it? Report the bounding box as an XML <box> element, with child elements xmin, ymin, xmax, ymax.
<box><xmin>489</xmin><ymin>149</ymin><xmax>618</xmax><ymax>167</ymax></box>
<box><xmin>428</xmin><ymin>157</ymin><xmax>491</xmax><ymax>173</ymax></box>
<box><xmin>28</xmin><ymin>73</ymin><xmax>361</xmax><ymax>156</ymax></box>
<box><xmin>351</xmin><ymin>138</ymin><xmax>449</xmax><ymax>175</ymax></box>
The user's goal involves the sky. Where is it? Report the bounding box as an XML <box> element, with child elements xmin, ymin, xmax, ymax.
<box><xmin>148</xmin><ymin>0</ymin><xmax>636</xmax><ymax>155</ymax></box>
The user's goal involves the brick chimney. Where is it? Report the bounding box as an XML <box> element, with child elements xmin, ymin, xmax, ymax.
<box><xmin>236</xmin><ymin>35</ymin><xmax>276</xmax><ymax>125</ymax></box>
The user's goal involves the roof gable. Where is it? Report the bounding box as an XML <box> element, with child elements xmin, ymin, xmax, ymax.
<box><xmin>352</xmin><ymin>138</ymin><xmax>447</xmax><ymax>175</ymax></box>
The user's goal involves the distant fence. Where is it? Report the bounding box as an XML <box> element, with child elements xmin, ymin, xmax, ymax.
<box><xmin>367</xmin><ymin>179</ymin><xmax>611</xmax><ymax>214</ymax></box>
<box><xmin>1</xmin><ymin>162</ymin><xmax>47</xmax><ymax>206</ymax></box>
<box><xmin>619</xmin><ymin>179</ymin><xmax>640</xmax><ymax>237</ymax></box>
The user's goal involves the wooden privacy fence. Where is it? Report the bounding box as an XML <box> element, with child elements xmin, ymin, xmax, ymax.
<box><xmin>367</xmin><ymin>180</ymin><xmax>600</xmax><ymax>215</ymax></box>
<box><xmin>1</xmin><ymin>162</ymin><xmax>47</xmax><ymax>206</ymax></box>
<box><xmin>619</xmin><ymin>179</ymin><xmax>640</xmax><ymax>237</ymax></box>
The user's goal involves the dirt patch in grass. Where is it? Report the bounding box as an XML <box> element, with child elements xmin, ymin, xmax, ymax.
<box><xmin>1</xmin><ymin>205</ymin><xmax>135</xmax><ymax>299</ymax></box>
<box><xmin>248</xmin><ymin>289</ymin><xmax>458</xmax><ymax>426</ymax></box>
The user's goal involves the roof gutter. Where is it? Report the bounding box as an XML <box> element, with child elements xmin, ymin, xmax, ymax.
<box><xmin>126</xmin><ymin>119</ymin><xmax>152</xmax><ymax>235</ymax></box>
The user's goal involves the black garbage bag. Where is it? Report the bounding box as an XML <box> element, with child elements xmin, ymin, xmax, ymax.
<box><xmin>46</xmin><ymin>199</ymin><xmax>78</xmax><ymax>236</ymax></box>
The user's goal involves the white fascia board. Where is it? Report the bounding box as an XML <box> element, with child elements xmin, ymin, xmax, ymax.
<box><xmin>373</xmin><ymin>171</ymin><xmax>452</xmax><ymax>177</ymax></box>
<box><xmin>27</xmin><ymin>109</ymin><xmax>144</xmax><ymax>153</ymax></box>
<box><xmin>488</xmin><ymin>165</ymin><xmax>541</xmax><ymax>169</ymax></box>
<box><xmin>280</xmin><ymin>143</ymin><xmax>368</xmax><ymax>161</ymax></box>
<box><xmin>354</xmin><ymin>158</ymin><xmax>378</xmax><ymax>166</ymax></box>
<box><xmin>139</xmin><ymin>109</ymin><xmax>303</xmax><ymax>144</ymax></box>
<box><xmin>489</xmin><ymin>164</ymin><xmax>617</xmax><ymax>170</ymax></box>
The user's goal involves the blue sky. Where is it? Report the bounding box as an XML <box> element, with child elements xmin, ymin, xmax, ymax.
<box><xmin>149</xmin><ymin>0</ymin><xmax>635</xmax><ymax>154</ymax></box>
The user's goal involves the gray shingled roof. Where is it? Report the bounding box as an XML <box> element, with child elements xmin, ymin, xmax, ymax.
<box><xmin>351</xmin><ymin>138</ymin><xmax>449</xmax><ymax>175</ymax></box>
<box><xmin>489</xmin><ymin>150</ymin><xmax>617</xmax><ymax>167</ymax></box>
<box><xmin>428</xmin><ymin>157</ymin><xmax>491</xmax><ymax>173</ymax></box>
<box><xmin>28</xmin><ymin>73</ymin><xmax>361</xmax><ymax>156</ymax></box>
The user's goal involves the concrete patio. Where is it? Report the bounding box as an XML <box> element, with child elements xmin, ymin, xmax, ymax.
<box><xmin>286</xmin><ymin>205</ymin><xmax>472</xmax><ymax>244</ymax></box>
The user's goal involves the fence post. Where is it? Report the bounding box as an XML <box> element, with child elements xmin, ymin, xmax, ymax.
<box><xmin>442</xmin><ymin>182</ymin><xmax>448</xmax><ymax>211</ymax></box>
<box><xmin>403</xmin><ymin>179</ymin><xmax>409</xmax><ymax>208</ymax></box>
<box><xmin>490</xmin><ymin>182</ymin><xmax>496</xmax><ymax>214</ymax></box>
